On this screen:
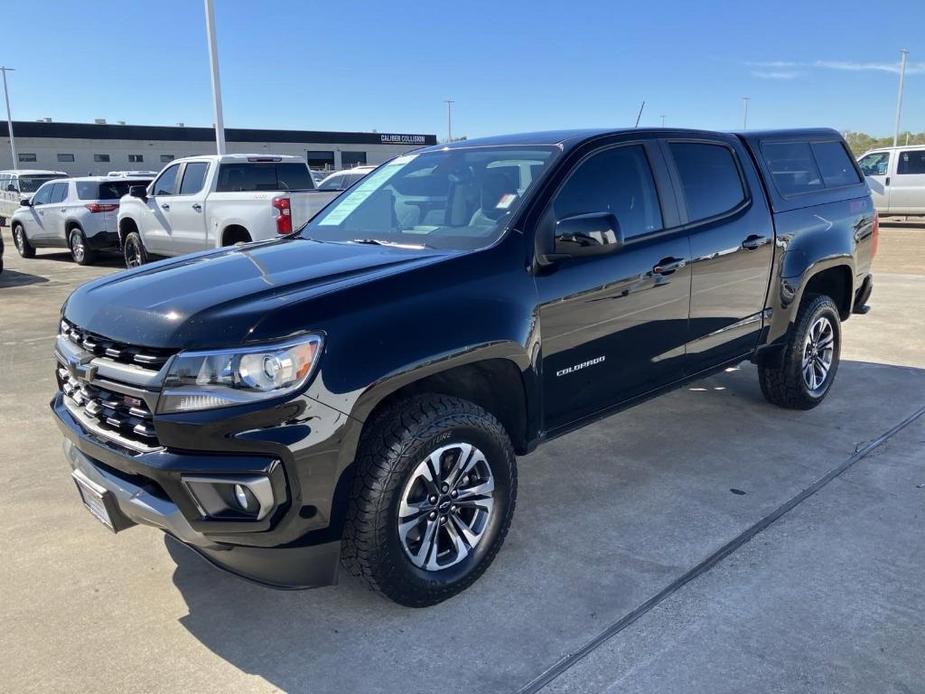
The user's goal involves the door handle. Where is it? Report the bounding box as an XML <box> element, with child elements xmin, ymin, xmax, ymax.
<box><xmin>160</xmin><ymin>203</ymin><xmax>170</xmax><ymax>210</ymax></box>
<box><xmin>191</xmin><ymin>203</ymin><xmax>202</xmax><ymax>212</ymax></box>
<box><xmin>652</xmin><ymin>257</ymin><xmax>686</xmax><ymax>275</ymax></box>
<box><xmin>885</xmin><ymin>176</ymin><xmax>890</xmax><ymax>186</ymax></box>
<box><xmin>741</xmin><ymin>234</ymin><xmax>767</xmax><ymax>250</ymax></box>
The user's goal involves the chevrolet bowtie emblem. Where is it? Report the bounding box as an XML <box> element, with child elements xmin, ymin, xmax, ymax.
<box><xmin>66</xmin><ymin>352</ymin><xmax>97</xmax><ymax>382</ymax></box>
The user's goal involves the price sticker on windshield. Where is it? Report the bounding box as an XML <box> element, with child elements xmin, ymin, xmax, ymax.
<box><xmin>318</xmin><ymin>155</ymin><xmax>418</xmax><ymax>226</ymax></box>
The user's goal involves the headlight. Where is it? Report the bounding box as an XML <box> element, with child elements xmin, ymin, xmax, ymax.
<box><xmin>157</xmin><ymin>334</ymin><xmax>323</xmax><ymax>413</ymax></box>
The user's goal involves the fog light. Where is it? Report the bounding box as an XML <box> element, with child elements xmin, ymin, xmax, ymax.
<box><xmin>234</xmin><ymin>484</ymin><xmax>250</xmax><ymax>510</ymax></box>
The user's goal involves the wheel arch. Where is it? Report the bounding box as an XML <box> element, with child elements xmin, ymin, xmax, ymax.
<box><xmin>118</xmin><ymin>216</ymin><xmax>139</xmax><ymax>246</ymax></box>
<box><xmin>221</xmin><ymin>224</ymin><xmax>251</xmax><ymax>246</ymax></box>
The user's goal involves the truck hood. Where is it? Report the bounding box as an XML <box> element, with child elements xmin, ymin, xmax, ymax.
<box><xmin>63</xmin><ymin>238</ymin><xmax>453</xmax><ymax>349</ymax></box>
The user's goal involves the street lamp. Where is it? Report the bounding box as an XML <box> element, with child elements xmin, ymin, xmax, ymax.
<box><xmin>204</xmin><ymin>0</ymin><xmax>226</xmax><ymax>154</ymax></box>
<box><xmin>1</xmin><ymin>66</ymin><xmax>18</xmax><ymax>172</ymax></box>
<box><xmin>741</xmin><ymin>97</ymin><xmax>751</xmax><ymax>130</ymax></box>
<box><xmin>444</xmin><ymin>99</ymin><xmax>455</xmax><ymax>142</ymax></box>
<box><xmin>893</xmin><ymin>49</ymin><xmax>909</xmax><ymax>147</ymax></box>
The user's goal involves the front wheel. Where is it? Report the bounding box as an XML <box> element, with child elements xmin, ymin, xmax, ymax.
<box><xmin>69</xmin><ymin>228</ymin><xmax>96</xmax><ymax>265</ymax></box>
<box><xmin>342</xmin><ymin>394</ymin><xmax>517</xmax><ymax>607</ymax></box>
<box><xmin>123</xmin><ymin>231</ymin><xmax>148</xmax><ymax>268</ymax></box>
<box><xmin>12</xmin><ymin>224</ymin><xmax>35</xmax><ymax>258</ymax></box>
<box><xmin>759</xmin><ymin>294</ymin><xmax>841</xmax><ymax>410</ymax></box>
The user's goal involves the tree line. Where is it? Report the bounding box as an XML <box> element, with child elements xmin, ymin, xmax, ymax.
<box><xmin>845</xmin><ymin>131</ymin><xmax>925</xmax><ymax>156</ymax></box>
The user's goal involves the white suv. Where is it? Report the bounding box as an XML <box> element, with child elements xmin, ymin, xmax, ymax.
<box><xmin>117</xmin><ymin>154</ymin><xmax>338</xmax><ymax>266</ymax></box>
<box><xmin>10</xmin><ymin>175</ymin><xmax>153</xmax><ymax>265</ymax></box>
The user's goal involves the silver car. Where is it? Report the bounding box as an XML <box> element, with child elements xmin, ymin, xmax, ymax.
<box><xmin>11</xmin><ymin>175</ymin><xmax>152</xmax><ymax>265</ymax></box>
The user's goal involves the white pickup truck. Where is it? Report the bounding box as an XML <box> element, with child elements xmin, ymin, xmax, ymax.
<box><xmin>117</xmin><ymin>154</ymin><xmax>339</xmax><ymax>266</ymax></box>
<box><xmin>0</xmin><ymin>169</ymin><xmax>68</xmax><ymax>226</ymax></box>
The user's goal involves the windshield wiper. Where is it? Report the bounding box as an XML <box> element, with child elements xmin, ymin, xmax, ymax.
<box><xmin>348</xmin><ymin>238</ymin><xmax>431</xmax><ymax>249</ymax></box>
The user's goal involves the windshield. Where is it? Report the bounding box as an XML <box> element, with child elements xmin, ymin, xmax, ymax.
<box><xmin>302</xmin><ymin>146</ymin><xmax>558</xmax><ymax>251</ymax></box>
<box><xmin>19</xmin><ymin>175</ymin><xmax>60</xmax><ymax>193</ymax></box>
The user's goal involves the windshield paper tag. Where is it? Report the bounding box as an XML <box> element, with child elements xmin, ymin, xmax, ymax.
<box><xmin>496</xmin><ymin>193</ymin><xmax>517</xmax><ymax>209</ymax></box>
<box><xmin>318</xmin><ymin>155</ymin><xmax>417</xmax><ymax>226</ymax></box>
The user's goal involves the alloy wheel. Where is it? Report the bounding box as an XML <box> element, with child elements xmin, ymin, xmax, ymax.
<box><xmin>126</xmin><ymin>238</ymin><xmax>142</xmax><ymax>267</ymax></box>
<box><xmin>398</xmin><ymin>442</ymin><xmax>495</xmax><ymax>571</ymax></box>
<box><xmin>801</xmin><ymin>316</ymin><xmax>835</xmax><ymax>392</ymax></box>
<box><xmin>14</xmin><ymin>227</ymin><xmax>25</xmax><ymax>253</ymax></box>
<box><xmin>70</xmin><ymin>232</ymin><xmax>85</xmax><ymax>263</ymax></box>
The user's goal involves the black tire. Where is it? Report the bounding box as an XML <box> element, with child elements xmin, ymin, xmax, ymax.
<box><xmin>12</xmin><ymin>224</ymin><xmax>35</xmax><ymax>258</ymax></box>
<box><xmin>123</xmin><ymin>231</ymin><xmax>148</xmax><ymax>268</ymax></box>
<box><xmin>342</xmin><ymin>394</ymin><xmax>517</xmax><ymax>607</ymax></box>
<box><xmin>68</xmin><ymin>227</ymin><xmax>96</xmax><ymax>266</ymax></box>
<box><xmin>759</xmin><ymin>294</ymin><xmax>841</xmax><ymax>410</ymax></box>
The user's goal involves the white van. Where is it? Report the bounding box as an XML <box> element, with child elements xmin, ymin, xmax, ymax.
<box><xmin>0</xmin><ymin>170</ymin><xmax>68</xmax><ymax>225</ymax></box>
<box><xmin>857</xmin><ymin>145</ymin><xmax>925</xmax><ymax>216</ymax></box>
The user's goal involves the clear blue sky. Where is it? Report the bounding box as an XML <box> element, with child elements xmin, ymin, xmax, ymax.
<box><xmin>3</xmin><ymin>0</ymin><xmax>923</xmax><ymax>139</ymax></box>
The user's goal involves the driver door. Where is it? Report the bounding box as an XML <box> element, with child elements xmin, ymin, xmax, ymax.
<box><xmin>23</xmin><ymin>182</ymin><xmax>55</xmax><ymax>243</ymax></box>
<box><xmin>535</xmin><ymin>140</ymin><xmax>691</xmax><ymax>432</ymax></box>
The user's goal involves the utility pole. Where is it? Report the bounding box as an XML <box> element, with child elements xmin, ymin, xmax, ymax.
<box><xmin>660</xmin><ymin>115</ymin><xmax>666</xmax><ymax>127</ymax></box>
<box><xmin>893</xmin><ymin>49</ymin><xmax>909</xmax><ymax>147</ymax></box>
<box><xmin>444</xmin><ymin>99</ymin><xmax>454</xmax><ymax>142</ymax></box>
<box><xmin>204</xmin><ymin>0</ymin><xmax>226</xmax><ymax>154</ymax></box>
<box><xmin>0</xmin><ymin>66</ymin><xmax>17</xmax><ymax>172</ymax></box>
<box><xmin>741</xmin><ymin>97</ymin><xmax>751</xmax><ymax>130</ymax></box>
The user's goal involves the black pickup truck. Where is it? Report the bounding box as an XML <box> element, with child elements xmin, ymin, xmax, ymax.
<box><xmin>52</xmin><ymin>127</ymin><xmax>876</xmax><ymax>606</ymax></box>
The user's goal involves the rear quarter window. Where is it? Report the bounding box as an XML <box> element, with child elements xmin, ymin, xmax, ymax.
<box><xmin>811</xmin><ymin>141</ymin><xmax>861</xmax><ymax>187</ymax></box>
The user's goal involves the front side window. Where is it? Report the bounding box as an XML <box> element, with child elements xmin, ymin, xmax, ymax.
<box><xmin>179</xmin><ymin>162</ymin><xmax>209</xmax><ymax>195</ymax></box>
<box><xmin>897</xmin><ymin>149</ymin><xmax>925</xmax><ymax>175</ymax></box>
<box><xmin>30</xmin><ymin>183</ymin><xmax>54</xmax><ymax>205</ymax></box>
<box><xmin>152</xmin><ymin>164</ymin><xmax>181</xmax><ymax>196</ymax></box>
<box><xmin>811</xmin><ymin>141</ymin><xmax>861</xmax><ymax>187</ymax></box>
<box><xmin>93</xmin><ymin>154</ymin><xmax>111</xmax><ymax>163</ymax></box>
<box><xmin>553</xmin><ymin>145</ymin><xmax>662</xmax><ymax>239</ymax></box>
<box><xmin>858</xmin><ymin>152</ymin><xmax>890</xmax><ymax>176</ymax></box>
<box><xmin>761</xmin><ymin>141</ymin><xmax>823</xmax><ymax>196</ymax></box>
<box><xmin>669</xmin><ymin>142</ymin><xmax>745</xmax><ymax>222</ymax></box>
<box><xmin>305</xmin><ymin>146</ymin><xmax>558</xmax><ymax>251</ymax></box>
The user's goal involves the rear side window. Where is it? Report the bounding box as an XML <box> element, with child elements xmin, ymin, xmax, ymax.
<box><xmin>897</xmin><ymin>150</ymin><xmax>925</xmax><ymax>175</ymax></box>
<box><xmin>811</xmin><ymin>141</ymin><xmax>861</xmax><ymax>187</ymax></box>
<box><xmin>760</xmin><ymin>142</ymin><xmax>823</xmax><ymax>196</ymax></box>
<box><xmin>669</xmin><ymin>143</ymin><xmax>745</xmax><ymax>222</ymax></box>
<box><xmin>179</xmin><ymin>162</ymin><xmax>209</xmax><ymax>195</ymax></box>
<box><xmin>216</xmin><ymin>163</ymin><xmax>314</xmax><ymax>192</ymax></box>
<box><xmin>553</xmin><ymin>144</ymin><xmax>663</xmax><ymax>239</ymax></box>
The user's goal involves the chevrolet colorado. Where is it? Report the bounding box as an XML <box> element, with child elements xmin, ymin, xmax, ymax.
<box><xmin>53</xmin><ymin>128</ymin><xmax>876</xmax><ymax>606</ymax></box>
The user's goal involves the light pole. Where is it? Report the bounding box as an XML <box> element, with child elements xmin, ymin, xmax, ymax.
<box><xmin>444</xmin><ymin>99</ymin><xmax>455</xmax><ymax>142</ymax></box>
<box><xmin>741</xmin><ymin>97</ymin><xmax>751</xmax><ymax>130</ymax></box>
<box><xmin>1</xmin><ymin>66</ymin><xmax>18</xmax><ymax>172</ymax></box>
<box><xmin>660</xmin><ymin>115</ymin><xmax>666</xmax><ymax>127</ymax></box>
<box><xmin>204</xmin><ymin>0</ymin><xmax>226</xmax><ymax>154</ymax></box>
<box><xmin>893</xmin><ymin>49</ymin><xmax>909</xmax><ymax>147</ymax></box>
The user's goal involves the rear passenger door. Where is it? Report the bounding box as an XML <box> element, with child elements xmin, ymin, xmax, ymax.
<box><xmin>663</xmin><ymin>138</ymin><xmax>774</xmax><ymax>371</ymax></box>
<box><xmin>167</xmin><ymin>161</ymin><xmax>211</xmax><ymax>252</ymax></box>
<box><xmin>889</xmin><ymin>149</ymin><xmax>925</xmax><ymax>214</ymax></box>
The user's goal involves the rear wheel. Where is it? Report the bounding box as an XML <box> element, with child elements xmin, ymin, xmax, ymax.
<box><xmin>342</xmin><ymin>394</ymin><xmax>517</xmax><ymax>607</ymax></box>
<box><xmin>12</xmin><ymin>224</ymin><xmax>35</xmax><ymax>258</ymax></box>
<box><xmin>759</xmin><ymin>294</ymin><xmax>841</xmax><ymax>410</ymax></box>
<box><xmin>123</xmin><ymin>231</ymin><xmax>148</xmax><ymax>268</ymax></box>
<box><xmin>69</xmin><ymin>227</ymin><xmax>96</xmax><ymax>266</ymax></box>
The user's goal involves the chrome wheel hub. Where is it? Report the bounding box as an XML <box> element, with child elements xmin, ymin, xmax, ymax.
<box><xmin>802</xmin><ymin>316</ymin><xmax>835</xmax><ymax>392</ymax></box>
<box><xmin>398</xmin><ymin>442</ymin><xmax>495</xmax><ymax>572</ymax></box>
<box><xmin>14</xmin><ymin>228</ymin><xmax>24</xmax><ymax>252</ymax></box>
<box><xmin>71</xmin><ymin>233</ymin><xmax>84</xmax><ymax>261</ymax></box>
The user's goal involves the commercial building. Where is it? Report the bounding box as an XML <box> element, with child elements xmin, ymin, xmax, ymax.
<box><xmin>0</xmin><ymin>120</ymin><xmax>437</xmax><ymax>176</ymax></box>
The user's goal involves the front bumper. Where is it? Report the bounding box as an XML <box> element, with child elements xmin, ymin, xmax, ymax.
<box><xmin>53</xmin><ymin>393</ymin><xmax>346</xmax><ymax>589</ymax></box>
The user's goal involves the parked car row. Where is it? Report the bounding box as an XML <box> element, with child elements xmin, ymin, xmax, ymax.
<box><xmin>3</xmin><ymin>154</ymin><xmax>378</xmax><ymax>267</ymax></box>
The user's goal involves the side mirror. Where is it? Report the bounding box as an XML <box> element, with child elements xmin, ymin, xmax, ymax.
<box><xmin>553</xmin><ymin>212</ymin><xmax>624</xmax><ymax>258</ymax></box>
<box><xmin>129</xmin><ymin>185</ymin><xmax>148</xmax><ymax>199</ymax></box>
<box><xmin>20</xmin><ymin>197</ymin><xmax>32</xmax><ymax>207</ymax></box>
<box><xmin>6</xmin><ymin>184</ymin><xmax>16</xmax><ymax>192</ymax></box>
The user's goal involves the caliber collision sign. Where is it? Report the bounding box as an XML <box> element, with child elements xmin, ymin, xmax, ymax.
<box><xmin>380</xmin><ymin>134</ymin><xmax>427</xmax><ymax>144</ymax></box>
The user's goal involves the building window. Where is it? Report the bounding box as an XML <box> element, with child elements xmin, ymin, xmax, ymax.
<box><xmin>128</xmin><ymin>154</ymin><xmax>144</xmax><ymax>163</ymax></box>
<box><xmin>160</xmin><ymin>154</ymin><xmax>175</xmax><ymax>163</ymax></box>
<box><xmin>307</xmin><ymin>150</ymin><xmax>336</xmax><ymax>170</ymax></box>
<box><xmin>57</xmin><ymin>153</ymin><xmax>75</xmax><ymax>163</ymax></box>
<box><xmin>18</xmin><ymin>153</ymin><xmax>37</xmax><ymax>162</ymax></box>
<box><xmin>93</xmin><ymin>154</ymin><xmax>111</xmax><ymax>163</ymax></box>
<box><xmin>341</xmin><ymin>151</ymin><xmax>367</xmax><ymax>168</ymax></box>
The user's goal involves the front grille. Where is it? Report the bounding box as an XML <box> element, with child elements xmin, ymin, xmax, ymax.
<box><xmin>60</xmin><ymin>319</ymin><xmax>174</xmax><ymax>370</ymax></box>
<box><xmin>57</xmin><ymin>367</ymin><xmax>159</xmax><ymax>450</ymax></box>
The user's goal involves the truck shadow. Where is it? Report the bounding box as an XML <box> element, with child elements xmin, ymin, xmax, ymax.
<box><xmin>165</xmin><ymin>359</ymin><xmax>925</xmax><ymax>693</ymax></box>
<box><xmin>0</xmin><ymin>268</ymin><xmax>50</xmax><ymax>288</ymax></box>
